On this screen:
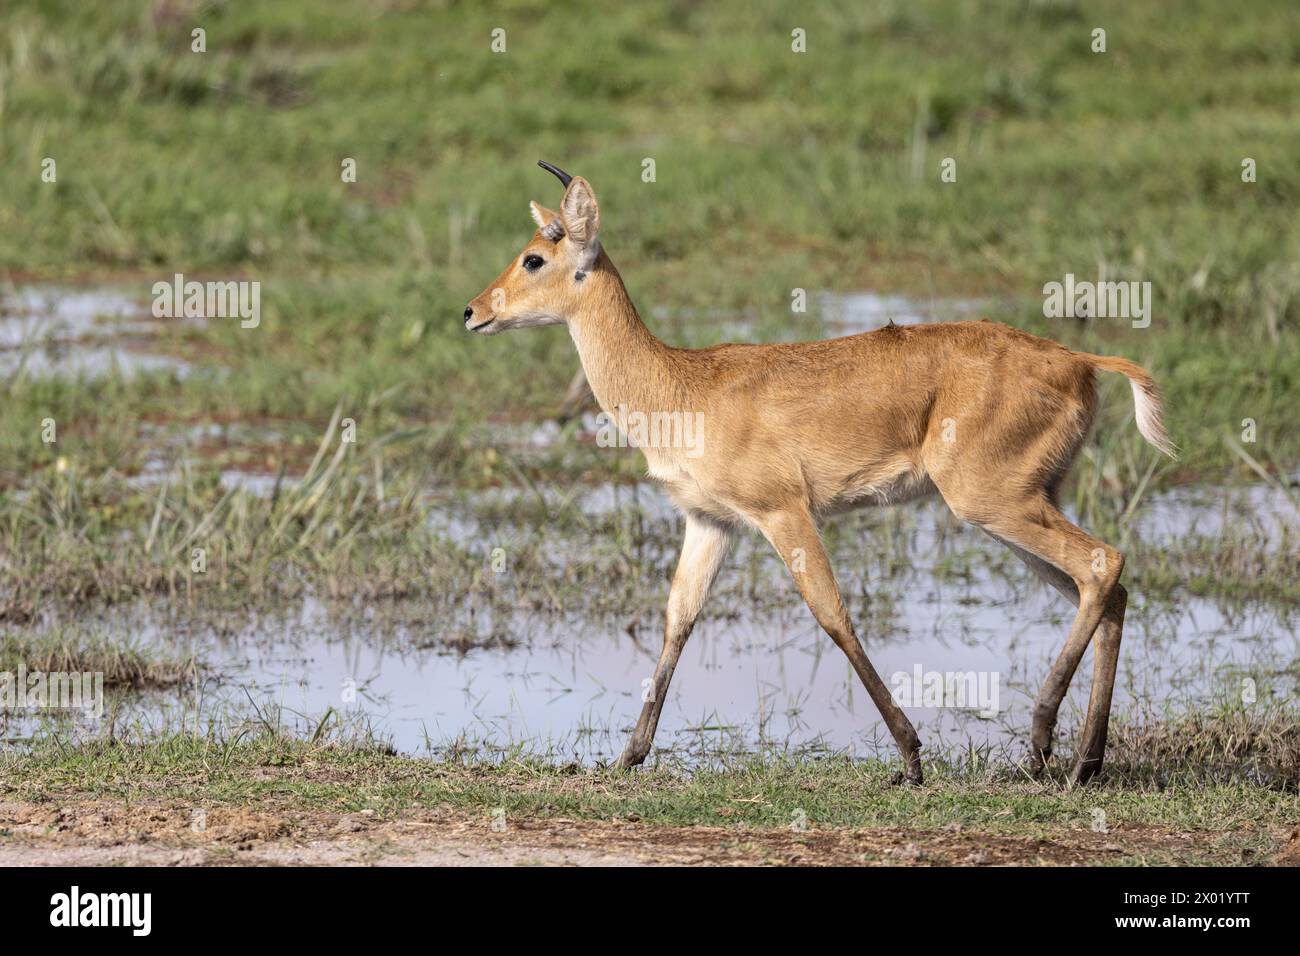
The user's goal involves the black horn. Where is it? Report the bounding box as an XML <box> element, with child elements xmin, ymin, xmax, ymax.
<box><xmin>537</xmin><ymin>160</ymin><xmax>573</xmax><ymax>187</ymax></box>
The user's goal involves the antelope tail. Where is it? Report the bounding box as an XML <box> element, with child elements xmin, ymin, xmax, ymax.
<box><xmin>1084</xmin><ymin>353</ymin><xmax>1177</xmax><ymax>459</ymax></box>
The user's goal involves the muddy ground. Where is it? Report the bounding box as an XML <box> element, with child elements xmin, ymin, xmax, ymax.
<box><xmin>2</xmin><ymin>799</ymin><xmax>1294</xmax><ymax>867</ymax></box>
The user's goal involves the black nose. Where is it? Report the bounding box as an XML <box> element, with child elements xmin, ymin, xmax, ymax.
<box><xmin>463</xmin><ymin>306</ymin><xmax>474</xmax><ymax>322</ymax></box>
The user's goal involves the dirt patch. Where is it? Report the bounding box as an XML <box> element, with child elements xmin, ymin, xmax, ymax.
<box><xmin>1275</xmin><ymin>827</ymin><xmax>1300</xmax><ymax>866</ymax></box>
<box><xmin>0</xmin><ymin>799</ymin><xmax>1271</xmax><ymax>867</ymax></box>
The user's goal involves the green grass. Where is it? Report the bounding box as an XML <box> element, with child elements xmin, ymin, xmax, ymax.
<box><xmin>3</xmin><ymin>705</ymin><xmax>1295</xmax><ymax>841</ymax></box>
<box><xmin>3</xmin><ymin>0</ymin><xmax>1298</xmax><ymax>286</ymax></box>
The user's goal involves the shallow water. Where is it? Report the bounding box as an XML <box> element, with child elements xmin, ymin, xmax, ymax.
<box><xmin>233</xmin><ymin>484</ymin><xmax>1300</xmax><ymax>762</ymax></box>
<box><xmin>13</xmin><ymin>481</ymin><xmax>1294</xmax><ymax>765</ymax></box>
<box><xmin>0</xmin><ymin>286</ymin><xmax>189</xmax><ymax>379</ymax></box>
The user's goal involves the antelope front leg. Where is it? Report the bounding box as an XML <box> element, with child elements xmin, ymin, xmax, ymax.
<box><xmin>758</xmin><ymin>507</ymin><xmax>922</xmax><ymax>785</ymax></box>
<box><xmin>615</xmin><ymin>514</ymin><xmax>732</xmax><ymax>769</ymax></box>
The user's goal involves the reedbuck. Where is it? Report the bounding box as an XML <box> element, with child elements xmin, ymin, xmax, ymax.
<box><xmin>464</xmin><ymin>162</ymin><xmax>1176</xmax><ymax>785</ymax></box>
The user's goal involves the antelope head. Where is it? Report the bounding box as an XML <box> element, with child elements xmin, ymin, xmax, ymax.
<box><xmin>463</xmin><ymin>161</ymin><xmax>603</xmax><ymax>335</ymax></box>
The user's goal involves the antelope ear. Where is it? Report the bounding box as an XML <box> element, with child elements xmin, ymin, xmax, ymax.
<box><xmin>560</xmin><ymin>177</ymin><xmax>600</xmax><ymax>255</ymax></box>
<box><xmin>529</xmin><ymin>201</ymin><xmax>565</xmax><ymax>240</ymax></box>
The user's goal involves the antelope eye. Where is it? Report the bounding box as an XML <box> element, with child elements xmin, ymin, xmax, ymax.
<box><xmin>522</xmin><ymin>254</ymin><xmax>545</xmax><ymax>272</ymax></box>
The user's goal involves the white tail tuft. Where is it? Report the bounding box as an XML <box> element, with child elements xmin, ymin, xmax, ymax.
<box><xmin>1128</xmin><ymin>378</ymin><xmax>1177</xmax><ymax>459</ymax></box>
<box><xmin>1087</xmin><ymin>353</ymin><xmax>1177</xmax><ymax>460</ymax></box>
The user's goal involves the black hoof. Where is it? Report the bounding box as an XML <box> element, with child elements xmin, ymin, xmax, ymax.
<box><xmin>613</xmin><ymin>749</ymin><xmax>646</xmax><ymax>771</ymax></box>
<box><xmin>1027</xmin><ymin>745</ymin><xmax>1052</xmax><ymax>778</ymax></box>
<box><xmin>1068</xmin><ymin>756</ymin><xmax>1102</xmax><ymax>787</ymax></box>
<box><xmin>890</xmin><ymin>761</ymin><xmax>923</xmax><ymax>787</ymax></box>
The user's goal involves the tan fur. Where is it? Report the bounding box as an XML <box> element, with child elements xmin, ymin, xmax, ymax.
<box><xmin>466</xmin><ymin>174</ymin><xmax>1175</xmax><ymax>784</ymax></box>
